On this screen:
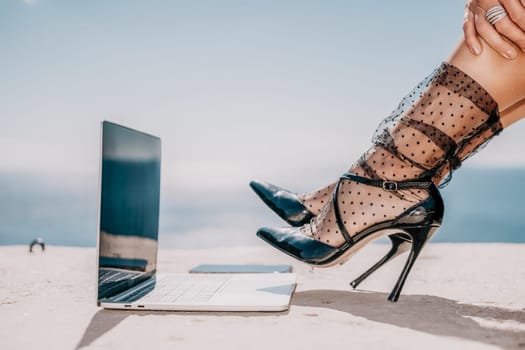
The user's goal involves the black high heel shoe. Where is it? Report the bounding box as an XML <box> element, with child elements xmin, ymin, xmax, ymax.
<box><xmin>257</xmin><ymin>173</ymin><xmax>444</xmax><ymax>302</ymax></box>
<box><xmin>249</xmin><ymin>180</ymin><xmax>314</xmax><ymax>226</ymax></box>
<box><xmin>250</xmin><ymin>179</ymin><xmax>415</xmax><ymax>286</ymax></box>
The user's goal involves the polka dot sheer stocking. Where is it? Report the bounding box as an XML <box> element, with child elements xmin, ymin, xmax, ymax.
<box><xmin>300</xmin><ymin>62</ymin><xmax>503</xmax><ymax>247</ymax></box>
<box><xmin>298</xmin><ymin>183</ymin><xmax>336</xmax><ymax>215</ymax></box>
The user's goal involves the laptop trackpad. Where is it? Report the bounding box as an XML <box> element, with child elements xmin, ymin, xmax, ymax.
<box><xmin>210</xmin><ymin>275</ymin><xmax>296</xmax><ymax>307</ymax></box>
<box><xmin>220</xmin><ymin>280</ymin><xmax>294</xmax><ymax>295</ymax></box>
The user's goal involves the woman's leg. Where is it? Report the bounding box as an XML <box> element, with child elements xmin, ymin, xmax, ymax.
<box><xmin>294</xmin><ymin>40</ymin><xmax>525</xmax><ymax>216</ymax></box>
<box><xmin>253</xmin><ymin>39</ymin><xmax>525</xmax><ymax>229</ymax></box>
<box><xmin>266</xmin><ymin>39</ymin><xmax>525</xmax><ymax>247</ymax></box>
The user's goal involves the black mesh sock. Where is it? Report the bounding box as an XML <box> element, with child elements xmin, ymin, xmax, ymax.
<box><xmin>301</xmin><ymin>63</ymin><xmax>502</xmax><ymax>247</ymax></box>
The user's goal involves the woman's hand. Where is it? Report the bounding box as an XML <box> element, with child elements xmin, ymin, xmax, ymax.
<box><xmin>464</xmin><ymin>0</ymin><xmax>525</xmax><ymax>59</ymax></box>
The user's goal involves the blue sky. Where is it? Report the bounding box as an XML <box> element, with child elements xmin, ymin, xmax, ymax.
<box><xmin>2</xmin><ymin>0</ymin><xmax>524</xmax><ymax>196</ymax></box>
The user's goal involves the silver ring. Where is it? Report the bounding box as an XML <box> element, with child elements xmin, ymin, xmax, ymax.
<box><xmin>485</xmin><ymin>5</ymin><xmax>508</xmax><ymax>26</ymax></box>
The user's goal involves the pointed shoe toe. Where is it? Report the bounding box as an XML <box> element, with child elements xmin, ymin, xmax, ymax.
<box><xmin>249</xmin><ymin>180</ymin><xmax>314</xmax><ymax>226</ymax></box>
<box><xmin>256</xmin><ymin>226</ymin><xmax>340</xmax><ymax>264</ymax></box>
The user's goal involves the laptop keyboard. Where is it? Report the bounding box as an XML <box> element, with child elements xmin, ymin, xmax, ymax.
<box><xmin>122</xmin><ymin>274</ymin><xmax>232</xmax><ymax>304</ymax></box>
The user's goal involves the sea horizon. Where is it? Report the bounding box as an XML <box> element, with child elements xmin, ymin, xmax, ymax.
<box><xmin>0</xmin><ymin>166</ymin><xmax>524</xmax><ymax>249</ymax></box>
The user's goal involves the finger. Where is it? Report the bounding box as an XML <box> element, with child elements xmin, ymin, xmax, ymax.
<box><xmin>474</xmin><ymin>6</ymin><xmax>518</xmax><ymax>59</ymax></box>
<box><xmin>468</xmin><ymin>0</ymin><xmax>482</xmax><ymax>14</ymax></box>
<box><xmin>464</xmin><ymin>9</ymin><xmax>483</xmax><ymax>54</ymax></box>
<box><xmin>500</xmin><ymin>0</ymin><xmax>525</xmax><ymax>32</ymax></box>
<box><xmin>493</xmin><ymin>15</ymin><xmax>525</xmax><ymax>51</ymax></box>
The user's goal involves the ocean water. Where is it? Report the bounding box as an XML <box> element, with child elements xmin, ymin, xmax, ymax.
<box><xmin>0</xmin><ymin>167</ymin><xmax>524</xmax><ymax>248</ymax></box>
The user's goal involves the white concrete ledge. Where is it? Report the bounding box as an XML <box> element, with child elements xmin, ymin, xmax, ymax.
<box><xmin>1</xmin><ymin>243</ymin><xmax>524</xmax><ymax>350</ymax></box>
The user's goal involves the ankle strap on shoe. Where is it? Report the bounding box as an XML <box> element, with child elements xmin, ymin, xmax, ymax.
<box><xmin>340</xmin><ymin>173</ymin><xmax>433</xmax><ymax>191</ymax></box>
<box><xmin>332</xmin><ymin>173</ymin><xmax>434</xmax><ymax>248</ymax></box>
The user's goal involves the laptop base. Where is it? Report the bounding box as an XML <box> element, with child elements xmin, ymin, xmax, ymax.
<box><xmin>100</xmin><ymin>272</ymin><xmax>296</xmax><ymax>312</ymax></box>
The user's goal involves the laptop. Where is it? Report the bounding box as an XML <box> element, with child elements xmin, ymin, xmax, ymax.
<box><xmin>96</xmin><ymin>121</ymin><xmax>296</xmax><ymax>311</ymax></box>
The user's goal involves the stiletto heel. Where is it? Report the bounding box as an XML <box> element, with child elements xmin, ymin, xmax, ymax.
<box><xmin>350</xmin><ymin>234</ymin><xmax>411</xmax><ymax>289</ymax></box>
<box><xmin>387</xmin><ymin>225</ymin><xmax>438</xmax><ymax>302</ymax></box>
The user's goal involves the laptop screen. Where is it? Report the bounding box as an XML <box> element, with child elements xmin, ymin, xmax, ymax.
<box><xmin>97</xmin><ymin>121</ymin><xmax>161</xmax><ymax>302</ymax></box>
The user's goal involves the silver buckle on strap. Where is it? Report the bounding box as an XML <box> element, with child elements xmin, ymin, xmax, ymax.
<box><xmin>382</xmin><ymin>181</ymin><xmax>398</xmax><ymax>191</ymax></box>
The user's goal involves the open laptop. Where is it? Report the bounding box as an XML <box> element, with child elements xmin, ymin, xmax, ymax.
<box><xmin>96</xmin><ymin>121</ymin><xmax>296</xmax><ymax>311</ymax></box>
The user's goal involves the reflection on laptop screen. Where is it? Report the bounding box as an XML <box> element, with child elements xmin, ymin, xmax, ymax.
<box><xmin>97</xmin><ymin>121</ymin><xmax>161</xmax><ymax>302</ymax></box>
